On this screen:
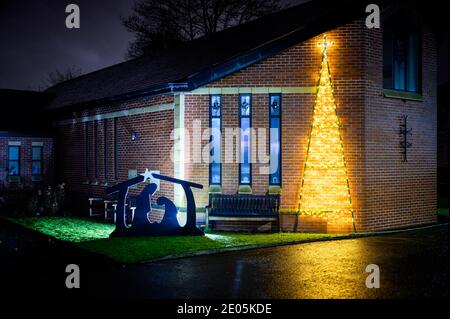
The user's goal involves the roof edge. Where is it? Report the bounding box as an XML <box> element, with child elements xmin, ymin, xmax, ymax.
<box><xmin>51</xmin><ymin>0</ymin><xmax>384</xmax><ymax>113</ymax></box>
<box><xmin>47</xmin><ymin>82</ymin><xmax>189</xmax><ymax>114</ymax></box>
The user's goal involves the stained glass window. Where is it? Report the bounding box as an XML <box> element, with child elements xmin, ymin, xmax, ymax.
<box><xmin>239</xmin><ymin>94</ymin><xmax>251</xmax><ymax>185</ymax></box>
<box><xmin>210</xmin><ymin>95</ymin><xmax>222</xmax><ymax>185</ymax></box>
<box><xmin>269</xmin><ymin>94</ymin><xmax>281</xmax><ymax>185</ymax></box>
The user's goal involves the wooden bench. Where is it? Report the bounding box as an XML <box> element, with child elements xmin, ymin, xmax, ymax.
<box><xmin>206</xmin><ymin>194</ymin><xmax>280</xmax><ymax>232</ymax></box>
<box><xmin>89</xmin><ymin>197</ymin><xmax>136</xmax><ymax>223</ymax></box>
<box><xmin>104</xmin><ymin>200</ymin><xmax>118</xmax><ymax>222</ymax></box>
<box><xmin>88</xmin><ymin>198</ymin><xmax>105</xmax><ymax>218</ymax></box>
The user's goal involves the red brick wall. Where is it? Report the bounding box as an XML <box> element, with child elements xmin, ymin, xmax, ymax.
<box><xmin>184</xmin><ymin>17</ymin><xmax>437</xmax><ymax>232</ymax></box>
<box><xmin>279</xmin><ymin>215</ymin><xmax>353</xmax><ymax>234</ymax></box>
<box><xmin>0</xmin><ymin>135</ymin><xmax>54</xmax><ymax>187</ymax></box>
<box><xmin>184</xmin><ymin>22</ymin><xmax>367</xmax><ymax>231</ymax></box>
<box><xmin>56</xmin><ymin>94</ymin><xmax>175</xmax><ymax>215</ymax></box>
<box><xmin>209</xmin><ymin>219</ymin><xmax>277</xmax><ymax>232</ymax></box>
<box><xmin>361</xmin><ymin>15</ymin><xmax>437</xmax><ymax>230</ymax></box>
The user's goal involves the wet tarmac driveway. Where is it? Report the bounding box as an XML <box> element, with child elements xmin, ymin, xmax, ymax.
<box><xmin>0</xmin><ymin>220</ymin><xmax>448</xmax><ymax>298</ymax></box>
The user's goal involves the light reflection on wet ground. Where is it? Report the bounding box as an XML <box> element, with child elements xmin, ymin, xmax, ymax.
<box><xmin>114</xmin><ymin>226</ymin><xmax>448</xmax><ymax>298</ymax></box>
<box><xmin>1</xmin><ymin>220</ymin><xmax>448</xmax><ymax>298</ymax></box>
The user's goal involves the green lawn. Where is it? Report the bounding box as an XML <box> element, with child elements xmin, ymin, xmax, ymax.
<box><xmin>3</xmin><ymin>216</ymin><xmax>115</xmax><ymax>242</ymax></box>
<box><xmin>3</xmin><ymin>216</ymin><xmax>350</xmax><ymax>264</ymax></box>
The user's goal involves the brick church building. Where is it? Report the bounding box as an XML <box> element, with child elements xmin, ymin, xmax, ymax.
<box><xmin>0</xmin><ymin>1</ymin><xmax>438</xmax><ymax>233</ymax></box>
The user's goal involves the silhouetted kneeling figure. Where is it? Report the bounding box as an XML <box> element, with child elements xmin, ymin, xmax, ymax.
<box><xmin>106</xmin><ymin>170</ymin><xmax>203</xmax><ymax>237</ymax></box>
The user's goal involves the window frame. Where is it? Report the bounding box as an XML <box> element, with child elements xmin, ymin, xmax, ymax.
<box><xmin>31</xmin><ymin>145</ymin><xmax>43</xmax><ymax>177</ymax></box>
<box><xmin>8</xmin><ymin>145</ymin><xmax>20</xmax><ymax>176</ymax></box>
<box><xmin>94</xmin><ymin>120</ymin><xmax>99</xmax><ymax>180</ymax></box>
<box><xmin>114</xmin><ymin>117</ymin><xmax>119</xmax><ymax>180</ymax></box>
<box><xmin>103</xmin><ymin>119</ymin><xmax>108</xmax><ymax>180</ymax></box>
<box><xmin>269</xmin><ymin>93</ymin><xmax>282</xmax><ymax>186</ymax></box>
<box><xmin>209</xmin><ymin>94</ymin><xmax>222</xmax><ymax>186</ymax></box>
<box><xmin>239</xmin><ymin>93</ymin><xmax>252</xmax><ymax>186</ymax></box>
<box><xmin>85</xmin><ymin>121</ymin><xmax>89</xmax><ymax>178</ymax></box>
<box><xmin>383</xmin><ymin>15</ymin><xmax>422</xmax><ymax>94</ymax></box>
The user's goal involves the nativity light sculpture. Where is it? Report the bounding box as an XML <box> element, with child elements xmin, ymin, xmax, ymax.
<box><xmin>106</xmin><ymin>169</ymin><xmax>204</xmax><ymax>237</ymax></box>
<box><xmin>299</xmin><ymin>34</ymin><xmax>355</xmax><ymax>229</ymax></box>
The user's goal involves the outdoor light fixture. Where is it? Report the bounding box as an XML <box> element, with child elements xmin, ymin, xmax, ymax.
<box><xmin>131</xmin><ymin>131</ymin><xmax>138</xmax><ymax>141</ymax></box>
<box><xmin>299</xmin><ymin>35</ymin><xmax>354</xmax><ymax>227</ymax></box>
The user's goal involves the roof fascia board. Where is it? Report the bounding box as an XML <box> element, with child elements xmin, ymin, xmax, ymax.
<box><xmin>185</xmin><ymin>26</ymin><xmax>325</xmax><ymax>89</ymax></box>
<box><xmin>49</xmin><ymin>82</ymin><xmax>188</xmax><ymax>115</ymax></box>
<box><xmin>184</xmin><ymin>3</ymin><xmax>370</xmax><ymax>90</ymax></box>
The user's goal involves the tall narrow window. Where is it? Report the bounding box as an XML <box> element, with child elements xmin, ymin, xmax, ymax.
<box><xmin>104</xmin><ymin>119</ymin><xmax>108</xmax><ymax>180</ymax></box>
<box><xmin>114</xmin><ymin>117</ymin><xmax>118</xmax><ymax>180</ymax></box>
<box><xmin>94</xmin><ymin>121</ymin><xmax>98</xmax><ymax>179</ymax></box>
<box><xmin>239</xmin><ymin>94</ymin><xmax>251</xmax><ymax>185</ymax></box>
<box><xmin>209</xmin><ymin>95</ymin><xmax>222</xmax><ymax>185</ymax></box>
<box><xmin>269</xmin><ymin>94</ymin><xmax>281</xmax><ymax>186</ymax></box>
<box><xmin>31</xmin><ymin>146</ymin><xmax>43</xmax><ymax>177</ymax></box>
<box><xmin>8</xmin><ymin>145</ymin><xmax>20</xmax><ymax>176</ymax></box>
<box><xmin>383</xmin><ymin>15</ymin><xmax>421</xmax><ymax>93</ymax></box>
<box><xmin>85</xmin><ymin>122</ymin><xmax>89</xmax><ymax>178</ymax></box>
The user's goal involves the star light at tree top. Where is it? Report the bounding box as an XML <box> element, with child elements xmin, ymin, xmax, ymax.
<box><xmin>299</xmin><ymin>35</ymin><xmax>354</xmax><ymax>227</ymax></box>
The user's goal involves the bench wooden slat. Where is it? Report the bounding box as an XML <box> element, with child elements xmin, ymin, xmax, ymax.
<box><xmin>208</xmin><ymin>193</ymin><xmax>280</xmax><ymax>217</ymax></box>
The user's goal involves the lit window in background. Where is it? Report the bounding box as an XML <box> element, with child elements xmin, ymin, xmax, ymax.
<box><xmin>8</xmin><ymin>145</ymin><xmax>20</xmax><ymax>176</ymax></box>
<box><xmin>31</xmin><ymin>146</ymin><xmax>43</xmax><ymax>176</ymax></box>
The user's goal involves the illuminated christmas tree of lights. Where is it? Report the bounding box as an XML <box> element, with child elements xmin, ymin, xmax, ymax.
<box><xmin>299</xmin><ymin>35</ymin><xmax>354</xmax><ymax>225</ymax></box>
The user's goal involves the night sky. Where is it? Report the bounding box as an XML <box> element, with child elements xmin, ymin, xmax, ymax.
<box><xmin>0</xmin><ymin>1</ymin><xmax>447</xmax><ymax>91</ymax></box>
<box><xmin>0</xmin><ymin>0</ymin><xmax>134</xmax><ymax>90</ymax></box>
